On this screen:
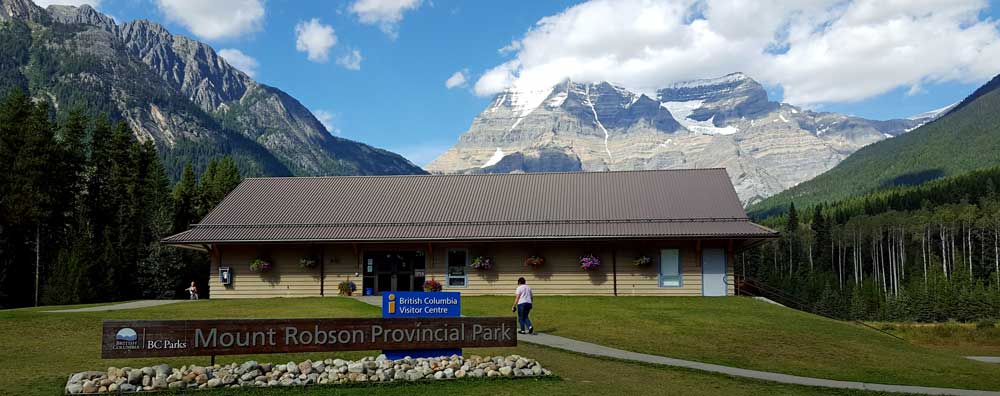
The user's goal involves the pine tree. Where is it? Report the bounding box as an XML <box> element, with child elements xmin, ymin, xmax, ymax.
<box><xmin>786</xmin><ymin>202</ymin><xmax>799</xmax><ymax>233</ymax></box>
<box><xmin>172</xmin><ymin>163</ymin><xmax>199</xmax><ymax>234</ymax></box>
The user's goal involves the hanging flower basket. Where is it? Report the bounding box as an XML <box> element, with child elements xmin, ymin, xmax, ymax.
<box><xmin>524</xmin><ymin>255</ymin><xmax>545</xmax><ymax>269</ymax></box>
<box><xmin>579</xmin><ymin>254</ymin><xmax>601</xmax><ymax>271</ymax></box>
<box><xmin>299</xmin><ymin>256</ymin><xmax>318</xmax><ymax>269</ymax></box>
<box><xmin>633</xmin><ymin>255</ymin><xmax>653</xmax><ymax>267</ymax></box>
<box><xmin>338</xmin><ymin>280</ymin><xmax>356</xmax><ymax>296</ymax></box>
<box><xmin>471</xmin><ymin>256</ymin><xmax>495</xmax><ymax>271</ymax></box>
<box><xmin>249</xmin><ymin>258</ymin><xmax>273</xmax><ymax>273</ymax></box>
<box><xmin>423</xmin><ymin>279</ymin><xmax>443</xmax><ymax>292</ymax></box>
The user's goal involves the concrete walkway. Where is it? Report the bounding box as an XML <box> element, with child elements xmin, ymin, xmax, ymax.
<box><xmin>351</xmin><ymin>296</ymin><xmax>383</xmax><ymax>308</ymax></box>
<box><xmin>517</xmin><ymin>333</ymin><xmax>1000</xmax><ymax>396</ymax></box>
<box><xmin>44</xmin><ymin>300</ymin><xmax>190</xmax><ymax>313</ymax></box>
<box><xmin>966</xmin><ymin>356</ymin><xmax>1000</xmax><ymax>364</ymax></box>
<box><xmin>352</xmin><ymin>295</ymin><xmax>996</xmax><ymax>395</ymax></box>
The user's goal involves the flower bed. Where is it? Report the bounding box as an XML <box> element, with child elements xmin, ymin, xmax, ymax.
<box><xmin>65</xmin><ymin>354</ymin><xmax>554</xmax><ymax>393</ymax></box>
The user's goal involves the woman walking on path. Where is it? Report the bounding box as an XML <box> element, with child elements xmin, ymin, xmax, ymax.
<box><xmin>512</xmin><ymin>277</ymin><xmax>534</xmax><ymax>334</ymax></box>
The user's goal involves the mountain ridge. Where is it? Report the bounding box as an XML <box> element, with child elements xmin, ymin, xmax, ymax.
<box><xmin>0</xmin><ymin>0</ymin><xmax>424</xmax><ymax>178</ymax></box>
<box><xmin>428</xmin><ymin>75</ymin><xmax>932</xmax><ymax>205</ymax></box>
<box><xmin>748</xmin><ymin>72</ymin><xmax>1000</xmax><ymax>217</ymax></box>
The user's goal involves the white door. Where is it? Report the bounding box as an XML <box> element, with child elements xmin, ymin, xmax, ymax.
<box><xmin>702</xmin><ymin>248</ymin><xmax>727</xmax><ymax>296</ymax></box>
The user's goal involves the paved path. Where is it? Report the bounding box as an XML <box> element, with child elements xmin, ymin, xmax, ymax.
<box><xmin>517</xmin><ymin>333</ymin><xmax>1000</xmax><ymax>396</ymax></box>
<box><xmin>44</xmin><ymin>300</ymin><xmax>190</xmax><ymax>313</ymax></box>
<box><xmin>967</xmin><ymin>356</ymin><xmax>1000</xmax><ymax>364</ymax></box>
<box><xmin>351</xmin><ymin>296</ymin><xmax>382</xmax><ymax>308</ymax></box>
<box><xmin>352</xmin><ymin>295</ymin><xmax>997</xmax><ymax>395</ymax></box>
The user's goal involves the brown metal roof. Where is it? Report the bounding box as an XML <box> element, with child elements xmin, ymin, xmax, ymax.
<box><xmin>163</xmin><ymin>169</ymin><xmax>778</xmax><ymax>244</ymax></box>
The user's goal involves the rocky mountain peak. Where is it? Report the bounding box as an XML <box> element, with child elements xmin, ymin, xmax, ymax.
<box><xmin>658</xmin><ymin>72</ymin><xmax>775</xmax><ymax>125</ymax></box>
<box><xmin>0</xmin><ymin>0</ymin><xmax>47</xmax><ymax>23</ymax></box>
<box><xmin>430</xmin><ymin>72</ymin><xmax>930</xmax><ymax>205</ymax></box>
<box><xmin>0</xmin><ymin>0</ymin><xmax>424</xmax><ymax>177</ymax></box>
<box><xmin>47</xmin><ymin>4</ymin><xmax>116</xmax><ymax>32</ymax></box>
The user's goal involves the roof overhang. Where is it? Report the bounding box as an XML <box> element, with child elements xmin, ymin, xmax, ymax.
<box><xmin>162</xmin><ymin>219</ymin><xmax>780</xmax><ymax>246</ymax></box>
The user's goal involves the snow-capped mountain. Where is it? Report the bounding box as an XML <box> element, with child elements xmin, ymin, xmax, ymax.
<box><xmin>427</xmin><ymin>73</ymin><xmax>937</xmax><ymax>205</ymax></box>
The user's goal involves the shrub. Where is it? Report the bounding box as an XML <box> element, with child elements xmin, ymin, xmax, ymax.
<box><xmin>337</xmin><ymin>280</ymin><xmax>356</xmax><ymax>296</ymax></box>
<box><xmin>579</xmin><ymin>254</ymin><xmax>601</xmax><ymax>271</ymax></box>
<box><xmin>423</xmin><ymin>279</ymin><xmax>443</xmax><ymax>292</ymax></box>
<box><xmin>976</xmin><ymin>319</ymin><xmax>997</xmax><ymax>330</ymax></box>
<box><xmin>524</xmin><ymin>255</ymin><xmax>545</xmax><ymax>268</ymax></box>
<box><xmin>471</xmin><ymin>256</ymin><xmax>494</xmax><ymax>271</ymax></box>
<box><xmin>248</xmin><ymin>258</ymin><xmax>272</xmax><ymax>273</ymax></box>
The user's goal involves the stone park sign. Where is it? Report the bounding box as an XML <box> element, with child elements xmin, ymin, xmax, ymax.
<box><xmin>102</xmin><ymin>317</ymin><xmax>516</xmax><ymax>359</ymax></box>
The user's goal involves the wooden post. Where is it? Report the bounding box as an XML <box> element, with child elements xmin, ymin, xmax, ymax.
<box><xmin>612</xmin><ymin>246</ymin><xmax>618</xmax><ymax>296</ymax></box>
<box><xmin>353</xmin><ymin>243</ymin><xmax>360</xmax><ymax>272</ymax></box>
<box><xmin>427</xmin><ymin>243</ymin><xmax>434</xmax><ymax>269</ymax></box>
<box><xmin>319</xmin><ymin>245</ymin><xmax>326</xmax><ymax>297</ymax></box>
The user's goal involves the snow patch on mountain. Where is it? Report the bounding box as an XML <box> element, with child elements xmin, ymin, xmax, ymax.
<box><xmin>665</xmin><ymin>72</ymin><xmax>748</xmax><ymax>90</ymax></box>
<box><xmin>482</xmin><ymin>148</ymin><xmax>505</xmax><ymax>168</ymax></box>
<box><xmin>508</xmin><ymin>85</ymin><xmax>554</xmax><ymax>118</ymax></box>
<box><xmin>584</xmin><ymin>85</ymin><xmax>613</xmax><ymax>160</ymax></box>
<box><xmin>660</xmin><ymin>100</ymin><xmax>739</xmax><ymax>135</ymax></box>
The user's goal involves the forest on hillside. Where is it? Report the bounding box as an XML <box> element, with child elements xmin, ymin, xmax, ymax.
<box><xmin>0</xmin><ymin>90</ymin><xmax>240</xmax><ymax>308</ymax></box>
<box><xmin>750</xmin><ymin>74</ymin><xmax>1000</xmax><ymax>218</ymax></box>
<box><xmin>744</xmin><ymin>167</ymin><xmax>1000</xmax><ymax>322</ymax></box>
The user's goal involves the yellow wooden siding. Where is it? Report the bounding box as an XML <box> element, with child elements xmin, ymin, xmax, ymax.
<box><xmin>208</xmin><ymin>240</ymin><xmax>735</xmax><ymax>298</ymax></box>
<box><xmin>209</xmin><ymin>245</ymin><xmax>363</xmax><ymax>298</ymax></box>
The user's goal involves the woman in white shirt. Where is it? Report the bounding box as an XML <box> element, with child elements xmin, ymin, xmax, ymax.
<box><xmin>512</xmin><ymin>277</ymin><xmax>534</xmax><ymax>334</ymax></box>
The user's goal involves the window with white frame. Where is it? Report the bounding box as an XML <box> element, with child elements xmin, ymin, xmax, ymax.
<box><xmin>446</xmin><ymin>249</ymin><xmax>468</xmax><ymax>287</ymax></box>
<box><xmin>659</xmin><ymin>249</ymin><xmax>682</xmax><ymax>287</ymax></box>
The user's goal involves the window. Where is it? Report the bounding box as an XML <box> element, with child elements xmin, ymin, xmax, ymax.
<box><xmin>446</xmin><ymin>249</ymin><xmax>468</xmax><ymax>287</ymax></box>
<box><xmin>659</xmin><ymin>249</ymin><xmax>682</xmax><ymax>287</ymax></box>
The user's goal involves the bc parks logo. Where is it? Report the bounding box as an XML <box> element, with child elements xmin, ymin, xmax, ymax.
<box><xmin>112</xmin><ymin>328</ymin><xmax>141</xmax><ymax>350</ymax></box>
<box><xmin>113</xmin><ymin>327</ymin><xmax>188</xmax><ymax>351</ymax></box>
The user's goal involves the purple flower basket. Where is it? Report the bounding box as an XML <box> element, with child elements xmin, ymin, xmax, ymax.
<box><xmin>579</xmin><ymin>254</ymin><xmax>601</xmax><ymax>271</ymax></box>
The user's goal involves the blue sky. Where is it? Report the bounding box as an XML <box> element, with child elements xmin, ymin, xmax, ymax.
<box><xmin>39</xmin><ymin>0</ymin><xmax>1000</xmax><ymax>166</ymax></box>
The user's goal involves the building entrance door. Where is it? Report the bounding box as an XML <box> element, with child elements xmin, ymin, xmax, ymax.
<box><xmin>362</xmin><ymin>251</ymin><xmax>426</xmax><ymax>295</ymax></box>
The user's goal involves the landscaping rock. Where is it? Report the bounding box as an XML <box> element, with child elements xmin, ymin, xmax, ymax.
<box><xmin>64</xmin><ymin>354</ymin><xmax>553</xmax><ymax>393</ymax></box>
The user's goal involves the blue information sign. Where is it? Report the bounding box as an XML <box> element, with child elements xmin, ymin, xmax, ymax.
<box><xmin>382</xmin><ymin>291</ymin><xmax>462</xmax><ymax>359</ymax></box>
<box><xmin>382</xmin><ymin>292</ymin><xmax>460</xmax><ymax>318</ymax></box>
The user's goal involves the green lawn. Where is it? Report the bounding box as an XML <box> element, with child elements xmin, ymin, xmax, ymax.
<box><xmin>870</xmin><ymin>321</ymin><xmax>1000</xmax><ymax>356</ymax></box>
<box><xmin>462</xmin><ymin>296</ymin><xmax>1000</xmax><ymax>391</ymax></box>
<box><xmin>0</xmin><ymin>297</ymin><xmax>924</xmax><ymax>396</ymax></box>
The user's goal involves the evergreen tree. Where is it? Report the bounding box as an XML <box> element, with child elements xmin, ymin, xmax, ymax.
<box><xmin>172</xmin><ymin>163</ymin><xmax>198</xmax><ymax>234</ymax></box>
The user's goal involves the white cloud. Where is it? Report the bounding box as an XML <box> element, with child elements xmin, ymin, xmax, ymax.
<box><xmin>32</xmin><ymin>0</ymin><xmax>100</xmax><ymax>8</ymax></box>
<box><xmin>337</xmin><ymin>50</ymin><xmax>363</xmax><ymax>70</ymax></box>
<box><xmin>155</xmin><ymin>0</ymin><xmax>264</xmax><ymax>41</ymax></box>
<box><xmin>474</xmin><ymin>0</ymin><xmax>1000</xmax><ymax>106</ymax></box>
<box><xmin>217</xmin><ymin>48</ymin><xmax>258</xmax><ymax>77</ymax></box>
<box><xmin>295</xmin><ymin>18</ymin><xmax>338</xmax><ymax>63</ymax></box>
<box><xmin>312</xmin><ymin>109</ymin><xmax>339</xmax><ymax>135</ymax></box>
<box><xmin>350</xmin><ymin>0</ymin><xmax>422</xmax><ymax>38</ymax></box>
<box><xmin>445</xmin><ymin>70</ymin><xmax>468</xmax><ymax>89</ymax></box>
